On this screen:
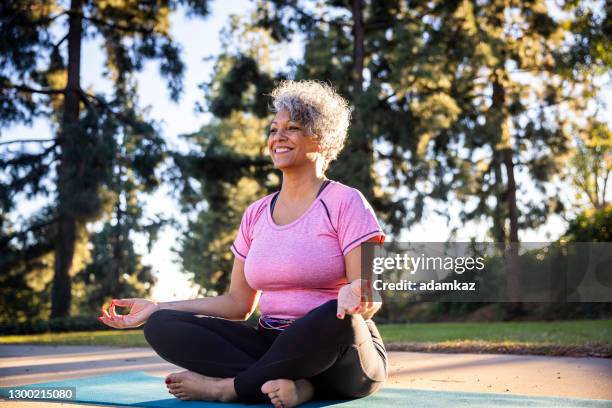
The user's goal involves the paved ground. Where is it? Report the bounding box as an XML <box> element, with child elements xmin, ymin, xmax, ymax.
<box><xmin>0</xmin><ymin>344</ymin><xmax>611</xmax><ymax>407</ymax></box>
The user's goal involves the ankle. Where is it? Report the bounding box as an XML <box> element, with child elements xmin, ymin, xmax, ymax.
<box><xmin>217</xmin><ymin>378</ymin><xmax>238</xmax><ymax>402</ymax></box>
<box><xmin>296</xmin><ymin>379</ymin><xmax>315</xmax><ymax>396</ymax></box>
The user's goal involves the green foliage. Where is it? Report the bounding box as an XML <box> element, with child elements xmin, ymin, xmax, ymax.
<box><xmin>3</xmin><ymin>320</ymin><xmax>611</xmax><ymax>351</ymax></box>
<box><xmin>0</xmin><ymin>0</ymin><xmax>210</xmax><ymax>318</ymax></box>
<box><xmin>0</xmin><ymin>315</ymin><xmax>112</xmax><ymax>335</ymax></box>
<box><xmin>563</xmin><ymin>205</ymin><xmax>612</xmax><ymax>242</ymax></box>
<box><xmin>71</xmin><ymin>89</ymin><xmax>168</xmax><ymax>313</ymax></box>
<box><xmin>379</xmin><ymin>319</ymin><xmax>612</xmax><ymax>346</ymax></box>
<box><xmin>559</xmin><ymin>0</ymin><xmax>611</xmax><ymax>74</ymax></box>
<box><xmin>72</xmin><ymin>222</ymin><xmax>157</xmax><ymax>315</ymax></box>
<box><xmin>174</xmin><ymin>112</ymin><xmax>274</xmax><ymax>295</ymax></box>
<box><xmin>568</xmin><ymin>119</ymin><xmax>611</xmax><ymax>210</ymax></box>
<box><xmin>173</xmin><ymin>17</ymin><xmax>279</xmax><ymax>295</ymax></box>
<box><xmin>172</xmin><ymin>0</ymin><xmax>609</xmax><ymax>302</ymax></box>
<box><xmin>0</xmin><ymin>260</ymin><xmax>52</xmax><ymax>324</ymax></box>
<box><xmin>206</xmin><ymin>54</ymin><xmax>277</xmax><ymax>118</ymax></box>
<box><xmin>209</xmin><ymin>0</ymin><xmax>596</xmax><ymax>246</ymax></box>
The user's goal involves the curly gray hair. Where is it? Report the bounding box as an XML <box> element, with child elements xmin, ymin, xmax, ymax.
<box><xmin>269</xmin><ymin>80</ymin><xmax>352</xmax><ymax>171</ymax></box>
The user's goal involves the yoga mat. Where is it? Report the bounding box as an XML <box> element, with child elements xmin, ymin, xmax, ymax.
<box><xmin>0</xmin><ymin>370</ymin><xmax>610</xmax><ymax>407</ymax></box>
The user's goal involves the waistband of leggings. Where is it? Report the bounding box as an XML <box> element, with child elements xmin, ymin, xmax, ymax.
<box><xmin>258</xmin><ymin>315</ymin><xmax>295</xmax><ymax>330</ymax></box>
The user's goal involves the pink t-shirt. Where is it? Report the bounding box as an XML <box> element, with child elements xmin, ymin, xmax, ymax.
<box><xmin>230</xmin><ymin>180</ymin><xmax>385</xmax><ymax>319</ymax></box>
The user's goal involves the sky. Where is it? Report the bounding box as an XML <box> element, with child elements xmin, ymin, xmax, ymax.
<box><xmin>1</xmin><ymin>1</ymin><xmax>610</xmax><ymax>302</ymax></box>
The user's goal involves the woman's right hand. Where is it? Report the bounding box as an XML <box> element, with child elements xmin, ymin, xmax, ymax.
<box><xmin>99</xmin><ymin>298</ymin><xmax>159</xmax><ymax>329</ymax></box>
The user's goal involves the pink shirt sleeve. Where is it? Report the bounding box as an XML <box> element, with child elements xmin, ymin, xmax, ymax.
<box><xmin>231</xmin><ymin>201</ymin><xmax>262</xmax><ymax>262</ymax></box>
<box><xmin>337</xmin><ymin>189</ymin><xmax>385</xmax><ymax>256</ymax></box>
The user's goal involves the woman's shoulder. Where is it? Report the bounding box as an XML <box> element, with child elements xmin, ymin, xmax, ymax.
<box><xmin>325</xmin><ymin>180</ymin><xmax>369</xmax><ymax>204</ymax></box>
<box><xmin>242</xmin><ymin>191</ymin><xmax>276</xmax><ymax>222</ymax></box>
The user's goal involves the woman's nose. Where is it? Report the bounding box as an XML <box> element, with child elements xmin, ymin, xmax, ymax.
<box><xmin>269</xmin><ymin>129</ymin><xmax>288</xmax><ymax>142</ymax></box>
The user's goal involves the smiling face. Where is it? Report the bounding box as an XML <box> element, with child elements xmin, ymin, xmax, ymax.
<box><xmin>268</xmin><ymin>109</ymin><xmax>322</xmax><ymax>171</ymax></box>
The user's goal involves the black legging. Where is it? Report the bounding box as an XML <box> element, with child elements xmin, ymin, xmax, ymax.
<box><xmin>143</xmin><ymin>299</ymin><xmax>388</xmax><ymax>404</ymax></box>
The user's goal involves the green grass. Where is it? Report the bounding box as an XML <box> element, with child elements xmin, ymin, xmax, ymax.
<box><xmin>0</xmin><ymin>329</ymin><xmax>148</xmax><ymax>347</ymax></box>
<box><xmin>378</xmin><ymin>319</ymin><xmax>612</xmax><ymax>346</ymax></box>
<box><xmin>0</xmin><ymin>320</ymin><xmax>610</xmax><ymax>348</ymax></box>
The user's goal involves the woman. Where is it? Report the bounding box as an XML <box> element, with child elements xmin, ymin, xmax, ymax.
<box><xmin>99</xmin><ymin>80</ymin><xmax>388</xmax><ymax>407</ymax></box>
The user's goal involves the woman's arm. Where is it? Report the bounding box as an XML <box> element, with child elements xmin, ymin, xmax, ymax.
<box><xmin>156</xmin><ymin>257</ymin><xmax>260</xmax><ymax>321</ymax></box>
<box><xmin>340</xmin><ymin>238</ymin><xmax>382</xmax><ymax>320</ymax></box>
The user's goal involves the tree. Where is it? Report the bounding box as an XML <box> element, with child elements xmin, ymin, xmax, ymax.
<box><xmin>72</xmin><ymin>88</ymin><xmax>168</xmax><ymax>313</ymax></box>
<box><xmin>172</xmin><ymin>16</ymin><xmax>276</xmax><ymax>295</ymax></box>
<box><xmin>563</xmin><ymin>205</ymin><xmax>612</xmax><ymax>242</ymax></box>
<box><xmin>560</xmin><ymin>0</ymin><xmax>611</xmax><ymax>73</ymax></box>
<box><xmin>222</xmin><ymin>0</ymin><xmax>590</xmax><ymax>243</ymax></box>
<box><xmin>173</xmin><ymin>112</ymin><xmax>273</xmax><ymax>296</ymax></box>
<box><xmin>569</xmin><ymin>118</ymin><xmax>611</xmax><ymax>210</ymax></box>
<box><xmin>0</xmin><ymin>0</ymin><xmax>210</xmax><ymax>318</ymax></box>
<box><xmin>193</xmin><ymin>0</ymin><xmax>608</xmax><ymax>320</ymax></box>
<box><xmin>558</xmin><ymin>1</ymin><xmax>611</xmax><ymax>215</ymax></box>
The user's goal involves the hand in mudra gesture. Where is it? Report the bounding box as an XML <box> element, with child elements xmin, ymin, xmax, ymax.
<box><xmin>98</xmin><ymin>298</ymin><xmax>159</xmax><ymax>329</ymax></box>
<box><xmin>336</xmin><ymin>279</ymin><xmax>379</xmax><ymax>319</ymax></box>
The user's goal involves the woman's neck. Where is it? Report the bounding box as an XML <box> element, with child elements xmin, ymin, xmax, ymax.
<box><xmin>279</xmin><ymin>165</ymin><xmax>327</xmax><ymax>203</ymax></box>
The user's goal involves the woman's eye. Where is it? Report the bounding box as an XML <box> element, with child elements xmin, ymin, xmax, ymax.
<box><xmin>289</xmin><ymin>126</ymin><xmax>300</xmax><ymax>131</ymax></box>
<box><xmin>269</xmin><ymin>129</ymin><xmax>277</xmax><ymax>134</ymax></box>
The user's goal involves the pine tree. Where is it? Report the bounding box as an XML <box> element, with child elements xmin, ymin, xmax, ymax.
<box><xmin>72</xmin><ymin>88</ymin><xmax>168</xmax><ymax>313</ymax></box>
<box><xmin>172</xmin><ymin>16</ymin><xmax>275</xmax><ymax>295</ymax></box>
<box><xmin>193</xmin><ymin>0</ymin><xmax>607</xmax><ymax>313</ymax></box>
<box><xmin>0</xmin><ymin>0</ymin><xmax>210</xmax><ymax>318</ymax></box>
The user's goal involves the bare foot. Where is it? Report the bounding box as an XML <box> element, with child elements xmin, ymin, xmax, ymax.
<box><xmin>165</xmin><ymin>370</ymin><xmax>237</xmax><ymax>402</ymax></box>
<box><xmin>261</xmin><ymin>378</ymin><xmax>315</xmax><ymax>408</ymax></box>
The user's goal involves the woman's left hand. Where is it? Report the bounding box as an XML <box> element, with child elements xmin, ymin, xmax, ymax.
<box><xmin>336</xmin><ymin>279</ymin><xmax>379</xmax><ymax>319</ymax></box>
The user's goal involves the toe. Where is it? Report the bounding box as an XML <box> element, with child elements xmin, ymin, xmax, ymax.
<box><xmin>166</xmin><ymin>370</ymin><xmax>188</xmax><ymax>384</ymax></box>
<box><xmin>261</xmin><ymin>379</ymin><xmax>280</xmax><ymax>394</ymax></box>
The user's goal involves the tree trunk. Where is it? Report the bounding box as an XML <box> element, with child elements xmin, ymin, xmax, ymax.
<box><xmin>492</xmin><ymin>151</ymin><xmax>506</xmax><ymax>243</ymax></box>
<box><xmin>503</xmin><ymin>145</ymin><xmax>521</xmax><ymax>310</ymax></box>
<box><xmin>491</xmin><ymin>76</ymin><xmax>519</xmax><ymax>243</ymax></box>
<box><xmin>491</xmin><ymin>74</ymin><xmax>522</xmax><ymax>314</ymax></box>
<box><xmin>351</xmin><ymin>0</ymin><xmax>364</xmax><ymax>92</ymax></box>
<box><xmin>110</xmin><ymin>201</ymin><xmax>124</xmax><ymax>297</ymax></box>
<box><xmin>345</xmin><ymin>0</ymin><xmax>374</xmax><ymax>200</ymax></box>
<box><xmin>502</xmin><ymin>147</ymin><xmax>519</xmax><ymax>243</ymax></box>
<box><xmin>51</xmin><ymin>0</ymin><xmax>83</xmax><ymax>318</ymax></box>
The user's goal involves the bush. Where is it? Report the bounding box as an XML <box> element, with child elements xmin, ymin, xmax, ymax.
<box><xmin>0</xmin><ymin>315</ymin><xmax>113</xmax><ymax>335</ymax></box>
<box><xmin>563</xmin><ymin>206</ymin><xmax>612</xmax><ymax>242</ymax></box>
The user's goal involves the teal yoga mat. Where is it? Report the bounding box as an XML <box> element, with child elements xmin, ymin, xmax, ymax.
<box><xmin>0</xmin><ymin>370</ymin><xmax>610</xmax><ymax>407</ymax></box>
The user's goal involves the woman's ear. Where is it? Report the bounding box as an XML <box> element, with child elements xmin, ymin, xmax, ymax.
<box><xmin>311</xmin><ymin>135</ymin><xmax>323</xmax><ymax>152</ymax></box>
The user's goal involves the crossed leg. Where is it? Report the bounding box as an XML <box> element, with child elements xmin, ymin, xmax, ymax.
<box><xmin>143</xmin><ymin>300</ymin><xmax>387</xmax><ymax>405</ymax></box>
<box><xmin>143</xmin><ymin>310</ymin><xmax>268</xmax><ymax>401</ymax></box>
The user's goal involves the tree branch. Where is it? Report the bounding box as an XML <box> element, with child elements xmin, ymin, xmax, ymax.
<box><xmin>53</xmin><ymin>32</ymin><xmax>69</xmax><ymax>50</ymax></box>
<box><xmin>80</xmin><ymin>90</ymin><xmax>134</xmax><ymax>125</ymax></box>
<box><xmin>2</xmin><ymin>83</ymin><xmax>65</xmax><ymax>95</ymax></box>
<box><xmin>278</xmin><ymin>2</ymin><xmax>352</xmax><ymax>28</ymax></box>
<box><xmin>364</xmin><ymin>3</ymin><xmax>446</xmax><ymax>33</ymax></box>
<box><xmin>601</xmin><ymin>169</ymin><xmax>610</xmax><ymax>207</ymax></box>
<box><xmin>0</xmin><ymin>218</ymin><xmax>58</xmax><ymax>248</ymax></box>
<box><xmin>76</xmin><ymin>13</ymin><xmax>156</xmax><ymax>35</ymax></box>
<box><xmin>24</xmin><ymin>11</ymin><xmax>67</xmax><ymax>26</ymax></box>
<box><xmin>2</xmin><ymin>143</ymin><xmax>58</xmax><ymax>166</ymax></box>
<box><xmin>0</xmin><ymin>138</ymin><xmax>56</xmax><ymax>147</ymax></box>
